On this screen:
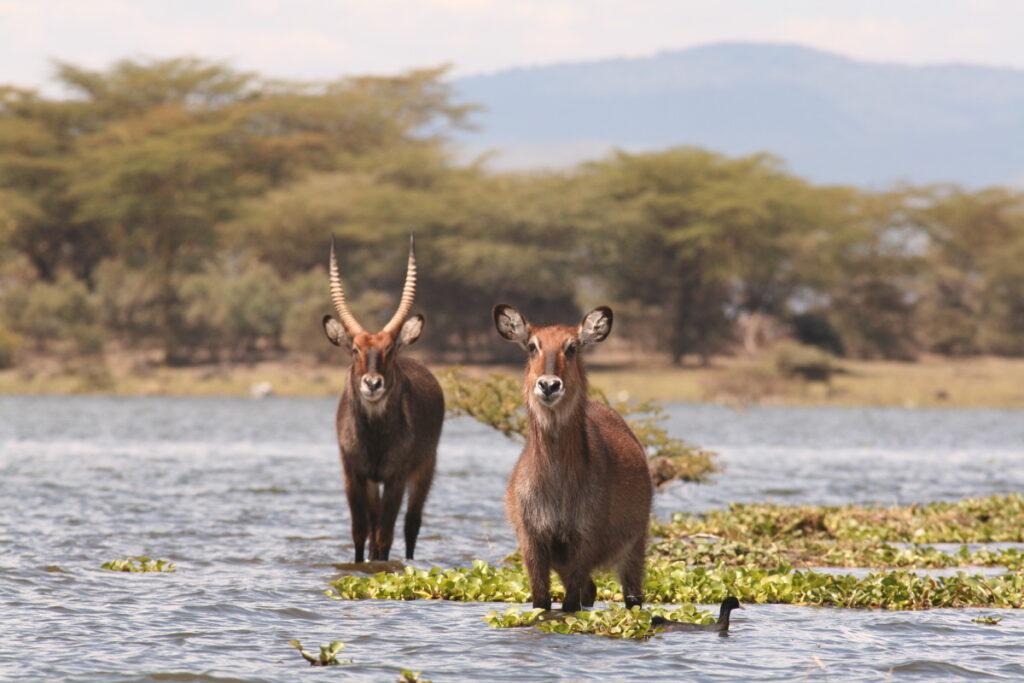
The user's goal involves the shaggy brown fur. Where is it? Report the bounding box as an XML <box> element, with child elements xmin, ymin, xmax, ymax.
<box><xmin>330</xmin><ymin>343</ymin><xmax>444</xmax><ymax>562</ymax></box>
<box><xmin>493</xmin><ymin>305</ymin><xmax>653</xmax><ymax>611</ymax></box>
<box><xmin>323</xmin><ymin>237</ymin><xmax>444</xmax><ymax>563</ymax></box>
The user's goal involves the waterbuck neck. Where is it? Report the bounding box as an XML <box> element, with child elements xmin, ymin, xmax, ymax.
<box><xmin>525</xmin><ymin>375</ymin><xmax>588</xmax><ymax>469</ymax></box>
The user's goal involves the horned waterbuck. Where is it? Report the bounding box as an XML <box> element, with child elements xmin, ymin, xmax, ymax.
<box><xmin>493</xmin><ymin>304</ymin><xmax>653</xmax><ymax>611</ymax></box>
<box><xmin>323</xmin><ymin>237</ymin><xmax>444</xmax><ymax>562</ymax></box>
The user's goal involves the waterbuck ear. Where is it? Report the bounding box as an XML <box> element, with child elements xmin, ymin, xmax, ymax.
<box><xmin>579</xmin><ymin>306</ymin><xmax>613</xmax><ymax>345</ymax></box>
<box><xmin>493</xmin><ymin>304</ymin><xmax>529</xmax><ymax>346</ymax></box>
<box><xmin>323</xmin><ymin>315</ymin><xmax>351</xmax><ymax>348</ymax></box>
<box><xmin>397</xmin><ymin>314</ymin><xmax>424</xmax><ymax>348</ymax></box>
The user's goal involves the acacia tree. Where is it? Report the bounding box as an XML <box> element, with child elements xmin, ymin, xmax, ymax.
<box><xmin>913</xmin><ymin>187</ymin><xmax>1024</xmax><ymax>355</ymax></box>
<box><xmin>0</xmin><ymin>58</ymin><xmax>471</xmax><ymax>363</ymax></box>
<box><xmin>577</xmin><ymin>148</ymin><xmax>823</xmax><ymax>364</ymax></box>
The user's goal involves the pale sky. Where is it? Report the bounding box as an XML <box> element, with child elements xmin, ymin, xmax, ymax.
<box><xmin>1</xmin><ymin>0</ymin><xmax>1023</xmax><ymax>90</ymax></box>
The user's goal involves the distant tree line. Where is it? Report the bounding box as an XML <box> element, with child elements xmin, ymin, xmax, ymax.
<box><xmin>1</xmin><ymin>58</ymin><xmax>1022</xmax><ymax>368</ymax></box>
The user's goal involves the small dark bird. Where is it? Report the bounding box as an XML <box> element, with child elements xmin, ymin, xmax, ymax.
<box><xmin>652</xmin><ymin>597</ymin><xmax>743</xmax><ymax>634</ymax></box>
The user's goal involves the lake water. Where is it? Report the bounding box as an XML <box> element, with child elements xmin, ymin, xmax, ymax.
<box><xmin>1</xmin><ymin>397</ymin><xmax>1022</xmax><ymax>681</ymax></box>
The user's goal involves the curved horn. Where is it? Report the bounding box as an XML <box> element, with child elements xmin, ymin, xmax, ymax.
<box><xmin>328</xmin><ymin>236</ymin><xmax>366</xmax><ymax>336</ymax></box>
<box><xmin>383</xmin><ymin>234</ymin><xmax>417</xmax><ymax>336</ymax></box>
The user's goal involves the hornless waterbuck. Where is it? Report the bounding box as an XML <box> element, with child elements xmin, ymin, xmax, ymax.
<box><xmin>323</xmin><ymin>237</ymin><xmax>444</xmax><ymax>563</ymax></box>
<box><xmin>493</xmin><ymin>304</ymin><xmax>653</xmax><ymax>611</ymax></box>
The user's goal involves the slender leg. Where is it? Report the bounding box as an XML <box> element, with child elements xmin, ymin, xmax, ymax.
<box><xmin>344</xmin><ymin>472</ymin><xmax>370</xmax><ymax>563</ymax></box>
<box><xmin>618</xmin><ymin>538</ymin><xmax>646</xmax><ymax>609</ymax></box>
<box><xmin>582</xmin><ymin>578</ymin><xmax>597</xmax><ymax>608</ymax></box>
<box><xmin>522</xmin><ymin>542</ymin><xmax>552</xmax><ymax>610</ymax></box>
<box><xmin>373</xmin><ymin>479</ymin><xmax>405</xmax><ymax>561</ymax></box>
<box><xmin>404</xmin><ymin>459</ymin><xmax>436</xmax><ymax>560</ymax></box>
<box><xmin>559</xmin><ymin>567</ymin><xmax>590</xmax><ymax>612</ymax></box>
<box><xmin>365</xmin><ymin>480</ymin><xmax>383</xmax><ymax>560</ymax></box>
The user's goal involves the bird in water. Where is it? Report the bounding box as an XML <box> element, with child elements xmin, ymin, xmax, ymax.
<box><xmin>652</xmin><ymin>597</ymin><xmax>743</xmax><ymax>634</ymax></box>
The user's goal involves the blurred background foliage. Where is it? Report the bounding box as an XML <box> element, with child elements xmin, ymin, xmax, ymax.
<box><xmin>2</xmin><ymin>57</ymin><xmax>1024</xmax><ymax>370</ymax></box>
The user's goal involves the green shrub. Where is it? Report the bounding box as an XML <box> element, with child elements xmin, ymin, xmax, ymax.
<box><xmin>281</xmin><ymin>267</ymin><xmax>336</xmax><ymax>361</ymax></box>
<box><xmin>180</xmin><ymin>260</ymin><xmax>287</xmax><ymax>359</ymax></box>
<box><xmin>2</xmin><ymin>273</ymin><xmax>100</xmax><ymax>350</ymax></box>
<box><xmin>0</xmin><ymin>326</ymin><xmax>20</xmax><ymax>368</ymax></box>
<box><xmin>773</xmin><ymin>341</ymin><xmax>839</xmax><ymax>382</ymax></box>
<box><xmin>92</xmin><ymin>260</ymin><xmax>164</xmax><ymax>340</ymax></box>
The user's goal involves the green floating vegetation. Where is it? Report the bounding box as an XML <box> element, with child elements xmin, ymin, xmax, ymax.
<box><xmin>651</xmin><ymin>495</ymin><xmax>1024</xmax><ymax>570</ymax></box>
<box><xmin>289</xmin><ymin>639</ymin><xmax>348</xmax><ymax>666</ymax></box>
<box><xmin>439</xmin><ymin>368</ymin><xmax>717</xmax><ymax>484</ymax></box>
<box><xmin>327</xmin><ymin>495</ymin><xmax>1024</xmax><ymax>614</ymax></box>
<box><xmin>328</xmin><ymin>560</ymin><xmax>1024</xmax><ymax>610</ymax></box>
<box><xmin>485</xmin><ymin>604</ymin><xmax>714</xmax><ymax>640</ymax></box>
<box><xmin>972</xmin><ymin>615</ymin><xmax>1003</xmax><ymax>625</ymax></box>
<box><xmin>399</xmin><ymin>670</ymin><xmax>432</xmax><ymax>683</ymax></box>
<box><xmin>101</xmin><ymin>556</ymin><xmax>175</xmax><ymax>573</ymax></box>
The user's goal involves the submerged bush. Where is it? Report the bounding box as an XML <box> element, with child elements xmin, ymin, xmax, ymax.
<box><xmin>439</xmin><ymin>368</ymin><xmax>717</xmax><ymax>483</ymax></box>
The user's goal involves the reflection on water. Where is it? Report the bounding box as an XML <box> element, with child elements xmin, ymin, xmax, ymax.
<box><xmin>1</xmin><ymin>397</ymin><xmax>1022</xmax><ymax>681</ymax></box>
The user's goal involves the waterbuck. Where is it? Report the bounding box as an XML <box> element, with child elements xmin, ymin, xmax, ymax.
<box><xmin>323</xmin><ymin>237</ymin><xmax>444</xmax><ymax>562</ymax></box>
<box><xmin>493</xmin><ymin>304</ymin><xmax>653</xmax><ymax>611</ymax></box>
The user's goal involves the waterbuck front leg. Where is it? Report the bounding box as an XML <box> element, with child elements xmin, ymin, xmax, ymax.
<box><xmin>582</xmin><ymin>578</ymin><xmax>597</xmax><ymax>608</ymax></box>
<box><xmin>371</xmin><ymin>479</ymin><xmax>405</xmax><ymax>561</ymax></box>
<box><xmin>521</xmin><ymin>541</ymin><xmax>553</xmax><ymax>610</ymax></box>
<box><xmin>343</xmin><ymin>471</ymin><xmax>370</xmax><ymax>563</ymax></box>
<box><xmin>559</xmin><ymin>567</ymin><xmax>592</xmax><ymax>613</ymax></box>
<box><xmin>365</xmin><ymin>479</ymin><xmax>383</xmax><ymax>560</ymax></box>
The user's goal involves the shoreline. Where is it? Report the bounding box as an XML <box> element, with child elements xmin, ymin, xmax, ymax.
<box><xmin>3</xmin><ymin>354</ymin><xmax>1024</xmax><ymax>409</ymax></box>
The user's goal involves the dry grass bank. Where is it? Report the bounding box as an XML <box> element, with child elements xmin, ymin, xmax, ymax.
<box><xmin>2</xmin><ymin>352</ymin><xmax>1024</xmax><ymax>408</ymax></box>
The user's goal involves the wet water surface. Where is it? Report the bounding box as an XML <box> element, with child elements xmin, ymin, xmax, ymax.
<box><xmin>1</xmin><ymin>397</ymin><xmax>1022</xmax><ymax>681</ymax></box>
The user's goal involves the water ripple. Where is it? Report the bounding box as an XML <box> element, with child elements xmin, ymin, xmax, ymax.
<box><xmin>1</xmin><ymin>397</ymin><xmax>1022</xmax><ymax>681</ymax></box>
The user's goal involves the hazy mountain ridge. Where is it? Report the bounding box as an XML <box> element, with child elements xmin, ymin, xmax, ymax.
<box><xmin>454</xmin><ymin>43</ymin><xmax>1024</xmax><ymax>186</ymax></box>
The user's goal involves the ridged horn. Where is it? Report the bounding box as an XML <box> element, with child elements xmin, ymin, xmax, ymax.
<box><xmin>382</xmin><ymin>234</ymin><xmax>417</xmax><ymax>336</ymax></box>
<box><xmin>328</xmin><ymin>236</ymin><xmax>366</xmax><ymax>337</ymax></box>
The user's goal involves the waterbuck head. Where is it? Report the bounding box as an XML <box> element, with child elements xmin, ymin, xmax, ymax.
<box><xmin>323</xmin><ymin>236</ymin><xmax>424</xmax><ymax>406</ymax></box>
<box><xmin>493</xmin><ymin>304</ymin><xmax>613</xmax><ymax>419</ymax></box>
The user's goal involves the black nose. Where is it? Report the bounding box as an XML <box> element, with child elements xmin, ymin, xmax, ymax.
<box><xmin>363</xmin><ymin>376</ymin><xmax>383</xmax><ymax>391</ymax></box>
<box><xmin>538</xmin><ymin>377</ymin><xmax>562</xmax><ymax>396</ymax></box>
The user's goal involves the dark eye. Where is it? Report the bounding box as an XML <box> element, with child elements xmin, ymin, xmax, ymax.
<box><xmin>565</xmin><ymin>342</ymin><xmax>578</xmax><ymax>358</ymax></box>
<box><xmin>527</xmin><ymin>341</ymin><xmax>538</xmax><ymax>355</ymax></box>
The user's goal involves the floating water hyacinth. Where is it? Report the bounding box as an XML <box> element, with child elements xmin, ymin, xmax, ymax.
<box><xmin>101</xmin><ymin>556</ymin><xmax>175</xmax><ymax>573</ymax></box>
<box><xmin>971</xmin><ymin>615</ymin><xmax>1003</xmax><ymax>625</ymax></box>
<box><xmin>328</xmin><ymin>560</ymin><xmax>1024</xmax><ymax>610</ymax></box>
<box><xmin>288</xmin><ymin>639</ymin><xmax>348</xmax><ymax>666</ymax></box>
<box><xmin>650</xmin><ymin>495</ymin><xmax>1024</xmax><ymax>570</ymax></box>
<box><xmin>485</xmin><ymin>604</ymin><xmax>715</xmax><ymax>640</ymax></box>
